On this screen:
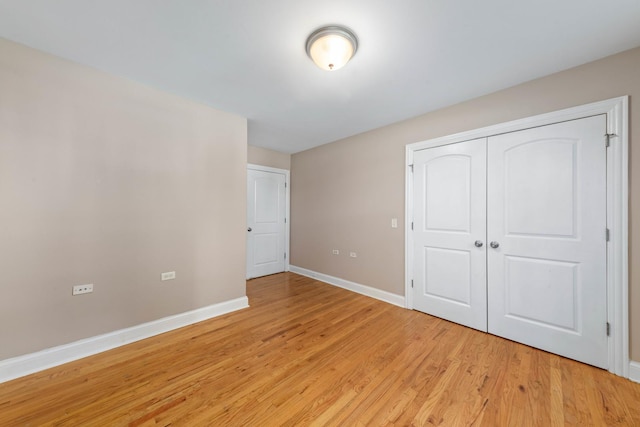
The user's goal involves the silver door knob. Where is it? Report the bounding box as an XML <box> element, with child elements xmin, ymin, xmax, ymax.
<box><xmin>247</xmin><ymin>227</ymin><xmax>252</xmax><ymax>232</ymax></box>
<box><xmin>490</xmin><ymin>241</ymin><xmax>500</xmax><ymax>249</ymax></box>
<box><xmin>474</xmin><ymin>240</ymin><xmax>483</xmax><ymax>247</ymax></box>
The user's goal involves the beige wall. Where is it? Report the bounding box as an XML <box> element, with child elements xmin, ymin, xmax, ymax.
<box><xmin>291</xmin><ymin>46</ymin><xmax>640</xmax><ymax>362</ymax></box>
<box><xmin>248</xmin><ymin>145</ymin><xmax>291</xmax><ymax>170</ymax></box>
<box><xmin>0</xmin><ymin>39</ymin><xmax>248</xmax><ymax>360</ymax></box>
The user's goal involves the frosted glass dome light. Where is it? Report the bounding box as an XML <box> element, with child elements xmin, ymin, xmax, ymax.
<box><xmin>306</xmin><ymin>26</ymin><xmax>358</xmax><ymax>71</ymax></box>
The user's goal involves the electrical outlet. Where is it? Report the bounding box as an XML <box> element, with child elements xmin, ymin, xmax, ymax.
<box><xmin>72</xmin><ymin>284</ymin><xmax>93</xmax><ymax>296</ymax></box>
<box><xmin>161</xmin><ymin>271</ymin><xmax>176</xmax><ymax>281</ymax></box>
<box><xmin>350</xmin><ymin>252</ymin><xmax>357</xmax><ymax>258</ymax></box>
<box><xmin>332</xmin><ymin>249</ymin><xmax>339</xmax><ymax>255</ymax></box>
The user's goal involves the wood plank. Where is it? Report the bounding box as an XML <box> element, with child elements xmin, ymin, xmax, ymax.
<box><xmin>0</xmin><ymin>272</ymin><xmax>638</xmax><ymax>426</ymax></box>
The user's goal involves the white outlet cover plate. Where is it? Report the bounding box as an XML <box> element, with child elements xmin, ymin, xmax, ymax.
<box><xmin>72</xmin><ymin>284</ymin><xmax>94</xmax><ymax>295</ymax></box>
<box><xmin>161</xmin><ymin>271</ymin><xmax>176</xmax><ymax>281</ymax></box>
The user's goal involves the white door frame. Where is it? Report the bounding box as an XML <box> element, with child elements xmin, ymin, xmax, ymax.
<box><xmin>405</xmin><ymin>96</ymin><xmax>629</xmax><ymax>378</ymax></box>
<box><xmin>247</xmin><ymin>164</ymin><xmax>290</xmax><ymax>277</ymax></box>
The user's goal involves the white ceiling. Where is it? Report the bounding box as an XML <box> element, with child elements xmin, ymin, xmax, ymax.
<box><xmin>1</xmin><ymin>1</ymin><xmax>640</xmax><ymax>154</ymax></box>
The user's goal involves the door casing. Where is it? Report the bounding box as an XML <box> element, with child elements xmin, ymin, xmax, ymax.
<box><xmin>405</xmin><ymin>96</ymin><xmax>629</xmax><ymax>378</ymax></box>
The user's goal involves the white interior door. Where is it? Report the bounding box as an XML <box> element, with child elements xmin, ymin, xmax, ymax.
<box><xmin>487</xmin><ymin>115</ymin><xmax>608</xmax><ymax>368</ymax></box>
<box><xmin>247</xmin><ymin>169</ymin><xmax>286</xmax><ymax>279</ymax></box>
<box><xmin>412</xmin><ymin>138</ymin><xmax>488</xmax><ymax>332</ymax></box>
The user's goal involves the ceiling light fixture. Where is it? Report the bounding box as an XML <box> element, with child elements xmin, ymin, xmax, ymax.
<box><xmin>305</xmin><ymin>25</ymin><xmax>358</xmax><ymax>71</ymax></box>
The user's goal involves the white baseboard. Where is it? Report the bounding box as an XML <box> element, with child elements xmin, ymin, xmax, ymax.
<box><xmin>290</xmin><ymin>265</ymin><xmax>405</xmax><ymax>308</ymax></box>
<box><xmin>0</xmin><ymin>296</ymin><xmax>249</xmax><ymax>384</ymax></box>
<box><xmin>630</xmin><ymin>361</ymin><xmax>640</xmax><ymax>383</ymax></box>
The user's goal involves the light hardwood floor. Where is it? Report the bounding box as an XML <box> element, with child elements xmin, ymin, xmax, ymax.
<box><xmin>1</xmin><ymin>272</ymin><xmax>639</xmax><ymax>426</ymax></box>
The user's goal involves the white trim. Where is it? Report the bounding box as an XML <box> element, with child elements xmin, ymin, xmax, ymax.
<box><xmin>629</xmin><ymin>361</ymin><xmax>640</xmax><ymax>384</ymax></box>
<box><xmin>290</xmin><ymin>265</ymin><xmax>405</xmax><ymax>308</ymax></box>
<box><xmin>406</xmin><ymin>97</ymin><xmax>628</xmax><ymax>151</ymax></box>
<box><xmin>405</xmin><ymin>148</ymin><xmax>414</xmax><ymax>310</ymax></box>
<box><xmin>247</xmin><ymin>164</ymin><xmax>291</xmax><ymax>277</ymax></box>
<box><xmin>606</xmin><ymin>97</ymin><xmax>629</xmax><ymax>378</ymax></box>
<box><xmin>0</xmin><ymin>297</ymin><xmax>249</xmax><ymax>384</ymax></box>
<box><xmin>405</xmin><ymin>96</ymin><xmax>629</xmax><ymax>378</ymax></box>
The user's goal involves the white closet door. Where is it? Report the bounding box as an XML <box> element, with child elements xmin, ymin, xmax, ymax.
<box><xmin>413</xmin><ymin>138</ymin><xmax>487</xmax><ymax>332</ymax></box>
<box><xmin>247</xmin><ymin>169</ymin><xmax>286</xmax><ymax>279</ymax></box>
<box><xmin>487</xmin><ymin>115</ymin><xmax>608</xmax><ymax>368</ymax></box>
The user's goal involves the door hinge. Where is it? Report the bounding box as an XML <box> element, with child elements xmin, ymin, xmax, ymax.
<box><xmin>607</xmin><ymin>322</ymin><xmax>611</xmax><ymax>336</ymax></box>
<box><xmin>285</xmin><ymin>182</ymin><xmax>287</xmax><ymax>188</ymax></box>
<box><xmin>411</xmin><ymin>280</ymin><xmax>414</xmax><ymax>288</ymax></box>
<box><xmin>605</xmin><ymin>133</ymin><xmax>616</xmax><ymax>147</ymax></box>
<box><xmin>284</xmin><ymin>253</ymin><xmax>287</xmax><ymax>260</ymax></box>
<box><xmin>409</xmin><ymin>164</ymin><xmax>414</xmax><ymax>173</ymax></box>
<box><xmin>411</xmin><ymin>222</ymin><xmax>414</xmax><ymax>230</ymax></box>
<box><xmin>606</xmin><ymin>228</ymin><xmax>610</xmax><ymax>241</ymax></box>
<box><xmin>284</xmin><ymin>218</ymin><xmax>287</xmax><ymax>224</ymax></box>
